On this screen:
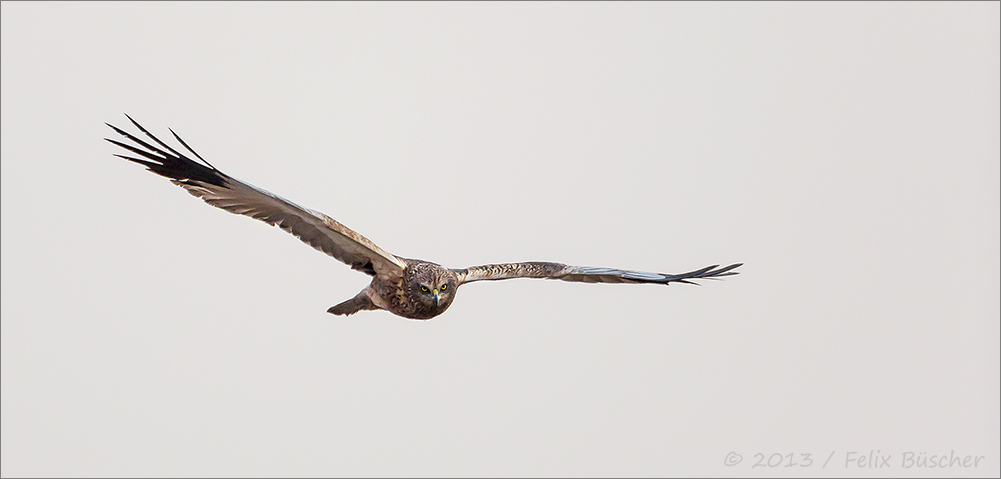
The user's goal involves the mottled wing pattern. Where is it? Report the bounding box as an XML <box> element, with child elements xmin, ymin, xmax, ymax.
<box><xmin>106</xmin><ymin>115</ymin><xmax>407</xmax><ymax>278</ymax></box>
<box><xmin>456</xmin><ymin>262</ymin><xmax>741</xmax><ymax>286</ymax></box>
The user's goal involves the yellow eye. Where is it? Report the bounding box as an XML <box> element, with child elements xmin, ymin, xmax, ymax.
<box><xmin>440</xmin><ymin>284</ymin><xmax>447</xmax><ymax>291</ymax></box>
<box><xmin>420</xmin><ymin>286</ymin><xmax>428</xmax><ymax>292</ymax></box>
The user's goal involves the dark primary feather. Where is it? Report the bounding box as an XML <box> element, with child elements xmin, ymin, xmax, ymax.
<box><xmin>106</xmin><ymin>116</ymin><xmax>226</xmax><ymax>188</ymax></box>
<box><xmin>457</xmin><ymin>262</ymin><xmax>741</xmax><ymax>286</ymax></box>
<box><xmin>105</xmin><ymin>114</ymin><xmax>407</xmax><ymax>278</ymax></box>
<box><xmin>561</xmin><ymin>262</ymin><xmax>741</xmax><ymax>285</ymax></box>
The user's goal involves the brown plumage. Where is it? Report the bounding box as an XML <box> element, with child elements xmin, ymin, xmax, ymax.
<box><xmin>106</xmin><ymin>115</ymin><xmax>742</xmax><ymax>321</ymax></box>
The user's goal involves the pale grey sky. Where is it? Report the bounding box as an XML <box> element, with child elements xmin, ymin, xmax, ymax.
<box><xmin>2</xmin><ymin>2</ymin><xmax>998</xmax><ymax>477</ymax></box>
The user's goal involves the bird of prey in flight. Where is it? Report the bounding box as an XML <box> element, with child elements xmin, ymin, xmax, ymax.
<box><xmin>106</xmin><ymin>115</ymin><xmax>741</xmax><ymax>320</ymax></box>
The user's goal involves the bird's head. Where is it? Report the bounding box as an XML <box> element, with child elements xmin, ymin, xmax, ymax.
<box><xmin>405</xmin><ymin>262</ymin><xmax>459</xmax><ymax>318</ymax></box>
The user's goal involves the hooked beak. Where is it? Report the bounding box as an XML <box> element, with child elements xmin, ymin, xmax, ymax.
<box><xmin>432</xmin><ymin>289</ymin><xmax>440</xmax><ymax>305</ymax></box>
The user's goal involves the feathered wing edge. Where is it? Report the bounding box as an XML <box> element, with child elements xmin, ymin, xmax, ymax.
<box><xmin>455</xmin><ymin>262</ymin><xmax>741</xmax><ymax>286</ymax></box>
<box><xmin>105</xmin><ymin>114</ymin><xmax>407</xmax><ymax>278</ymax></box>
<box><xmin>560</xmin><ymin>262</ymin><xmax>742</xmax><ymax>285</ymax></box>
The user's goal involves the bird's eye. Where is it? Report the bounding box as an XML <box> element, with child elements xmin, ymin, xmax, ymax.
<box><xmin>420</xmin><ymin>286</ymin><xmax>429</xmax><ymax>292</ymax></box>
<box><xmin>440</xmin><ymin>284</ymin><xmax>447</xmax><ymax>291</ymax></box>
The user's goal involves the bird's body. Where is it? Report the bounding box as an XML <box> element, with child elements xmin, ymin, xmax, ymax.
<box><xmin>106</xmin><ymin>115</ymin><xmax>741</xmax><ymax>321</ymax></box>
<box><xmin>353</xmin><ymin>259</ymin><xmax>460</xmax><ymax>320</ymax></box>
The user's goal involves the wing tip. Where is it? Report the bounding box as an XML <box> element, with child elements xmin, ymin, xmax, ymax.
<box><xmin>106</xmin><ymin>116</ymin><xmax>227</xmax><ymax>187</ymax></box>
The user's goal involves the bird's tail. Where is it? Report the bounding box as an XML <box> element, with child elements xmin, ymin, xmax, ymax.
<box><xmin>327</xmin><ymin>289</ymin><xmax>379</xmax><ymax>316</ymax></box>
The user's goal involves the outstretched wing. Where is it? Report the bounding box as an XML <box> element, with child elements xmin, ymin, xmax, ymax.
<box><xmin>455</xmin><ymin>262</ymin><xmax>741</xmax><ymax>286</ymax></box>
<box><xmin>106</xmin><ymin>114</ymin><xmax>407</xmax><ymax>279</ymax></box>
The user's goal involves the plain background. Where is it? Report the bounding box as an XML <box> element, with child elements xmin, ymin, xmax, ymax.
<box><xmin>2</xmin><ymin>2</ymin><xmax>998</xmax><ymax>477</ymax></box>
